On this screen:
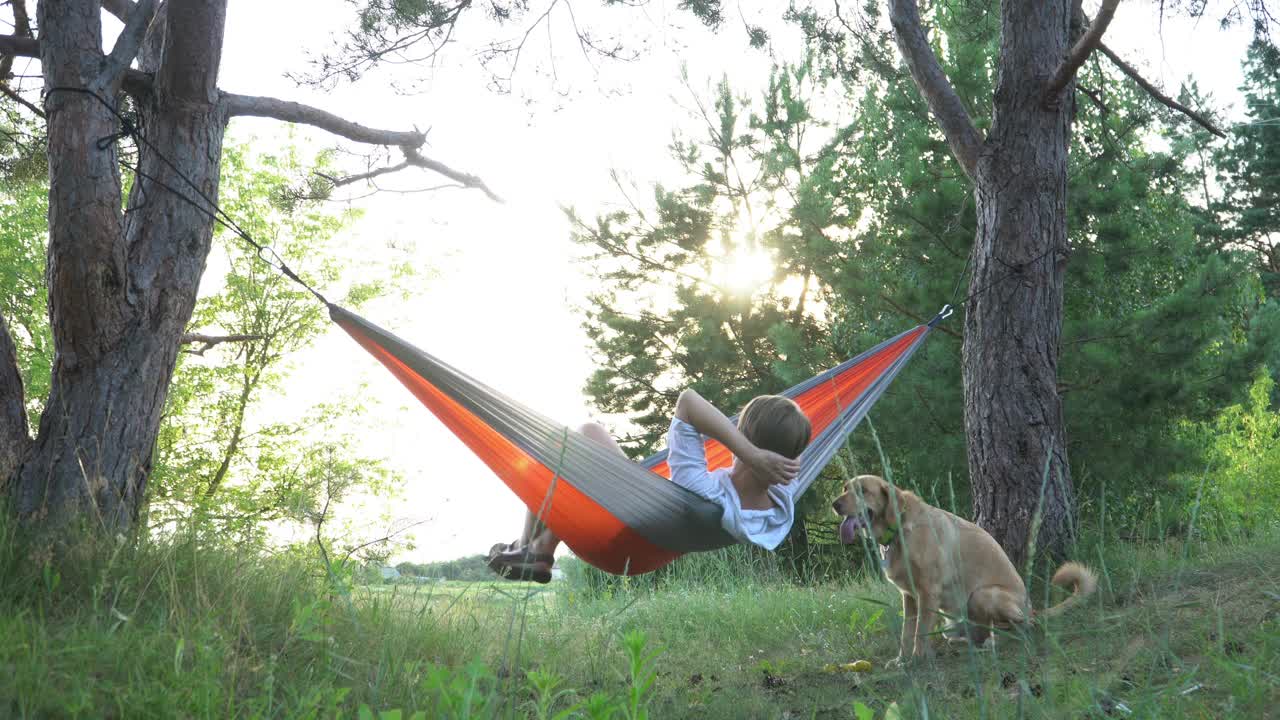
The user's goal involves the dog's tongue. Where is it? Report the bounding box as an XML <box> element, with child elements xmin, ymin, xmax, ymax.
<box><xmin>839</xmin><ymin>516</ymin><xmax>865</xmax><ymax>544</ymax></box>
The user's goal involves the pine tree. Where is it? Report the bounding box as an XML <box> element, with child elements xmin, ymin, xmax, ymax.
<box><xmin>1210</xmin><ymin>39</ymin><xmax>1280</xmax><ymax>297</ymax></box>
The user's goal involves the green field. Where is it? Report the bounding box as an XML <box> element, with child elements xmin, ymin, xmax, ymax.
<box><xmin>4</xmin><ymin>525</ymin><xmax>1277</xmax><ymax>719</ymax></box>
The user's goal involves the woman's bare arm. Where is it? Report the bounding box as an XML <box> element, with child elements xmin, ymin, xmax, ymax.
<box><xmin>675</xmin><ymin>389</ymin><xmax>800</xmax><ymax>486</ymax></box>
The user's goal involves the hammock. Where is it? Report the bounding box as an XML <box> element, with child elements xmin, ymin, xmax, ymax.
<box><xmin>331</xmin><ymin>304</ymin><xmax>946</xmax><ymax>575</ymax></box>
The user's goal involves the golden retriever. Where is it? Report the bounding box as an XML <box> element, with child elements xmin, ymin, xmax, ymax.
<box><xmin>831</xmin><ymin>474</ymin><xmax>1096</xmax><ymax>666</ymax></box>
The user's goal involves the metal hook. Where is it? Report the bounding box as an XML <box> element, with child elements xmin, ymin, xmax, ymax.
<box><xmin>255</xmin><ymin>245</ymin><xmax>286</xmax><ymax>271</ymax></box>
<box><xmin>928</xmin><ymin>304</ymin><xmax>954</xmax><ymax>327</ymax></box>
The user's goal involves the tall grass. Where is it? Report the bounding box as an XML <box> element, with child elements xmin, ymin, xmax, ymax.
<box><xmin>3</xmin><ymin>476</ymin><xmax>1277</xmax><ymax>719</ymax></box>
<box><xmin>0</xmin><ymin>517</ymin><xmax>663</xmax><ymax>718</ymax></box>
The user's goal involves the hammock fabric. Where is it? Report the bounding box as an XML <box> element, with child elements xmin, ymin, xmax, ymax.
<box><xmin>331</xmin><ymin>304</ymin><xmax>940</xmax><ymax>575</ymax></box>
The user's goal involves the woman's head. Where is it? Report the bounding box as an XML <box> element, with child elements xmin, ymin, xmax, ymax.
<box><xmin>737</xmin><ymin>395</ymin><xmax>811</xmax><ymax>460</ymax></box>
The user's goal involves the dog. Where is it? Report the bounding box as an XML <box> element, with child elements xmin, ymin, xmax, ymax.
<box><xmin>831</xmin><ymin>474</ymin><xmax>1096</xmax><ymax>666</ymax></box>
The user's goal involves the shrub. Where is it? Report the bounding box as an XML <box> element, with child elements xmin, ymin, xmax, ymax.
<box><xmin>1181</xmin><ymin>369</ymin><xmax>1280</xmax><ymax>538</ymax></box>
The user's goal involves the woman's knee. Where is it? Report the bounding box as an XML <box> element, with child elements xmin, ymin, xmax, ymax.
<box><xmin>577</xmin><ymin>421</ymin><xmax>610</xmax><ymax>443</ymax></box>
<box><xmin>578</xmin><ymin>421</ymin><xmax>626</xmax><ymax>457</ymax></box>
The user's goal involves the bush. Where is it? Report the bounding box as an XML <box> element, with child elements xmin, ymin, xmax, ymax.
<box><xmin>1180</xmin><ymin>369</ymin><xmax>1280</xmax><ymax>538</ymax></box>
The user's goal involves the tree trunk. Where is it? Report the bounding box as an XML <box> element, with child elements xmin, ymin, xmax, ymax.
<box><xmin>963</xmin><ymin>0</ymin><xmax>1076</xmax><ymax>568</ymax></box>
<box><xmin>8</xmin><ymin>0</ymin><xmax>228</xmax><ymax>533</ymax></box>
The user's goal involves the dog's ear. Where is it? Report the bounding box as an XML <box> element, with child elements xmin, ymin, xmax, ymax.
<box><xmin>882</xmin><ymin>479</ymin><xmax>909</xmax><ymax>519</ymax></box>
<box><xmin>893</xmin><ymin>485</ymin><xmax>917</xmax><ymax>522</ymax></box>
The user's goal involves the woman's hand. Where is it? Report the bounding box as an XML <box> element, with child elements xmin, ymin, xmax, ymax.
<box><xmin>745</xmin><ymin>446</ymin><xmax>802</xmax><ymax>486</ymax></box>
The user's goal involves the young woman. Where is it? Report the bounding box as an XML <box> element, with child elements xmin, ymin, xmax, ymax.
<box><xmin>486</xmin><ymin>388</ymin><xmax>812</xmax><ymax>582</ymax></box>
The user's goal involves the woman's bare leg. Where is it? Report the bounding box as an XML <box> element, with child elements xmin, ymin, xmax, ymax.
<box><xmin>518</xmin><ymin>512</ymin><xmax>546</xmax><ymax>548</ymax></box>
<box><xmin>521</xmin><ymin>421</ymin><xmax>626</xmax><ymax>556</ymax></box>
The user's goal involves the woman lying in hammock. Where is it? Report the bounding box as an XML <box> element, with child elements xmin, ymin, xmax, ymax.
<box><xmin>486</xmin><ymin>389</ymin><xmax>813</xmax><ymax>582</ymax></box>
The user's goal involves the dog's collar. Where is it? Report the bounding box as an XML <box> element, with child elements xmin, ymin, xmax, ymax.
<box><xmin>877</xmin><ymin>524</ymin><xmax>899</xmax><ymax>546</ymax></box>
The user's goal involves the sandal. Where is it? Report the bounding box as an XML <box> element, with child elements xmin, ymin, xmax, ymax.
<box><xmin>488</xmin><ymin>541</ymin><xmax>518</xmax><ymax>560</ymax></box>
<box><xmin>487</xmin><ymin>547</ymin><xmax>555</xmax><ymax>584</ymax></box>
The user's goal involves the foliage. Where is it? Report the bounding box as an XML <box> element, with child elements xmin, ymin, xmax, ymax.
<box><xmin>1179</xmin><ymin>369</ymin><xmax>1280</xmax><ymax>537</ymax></box>
<box><xmin>0</xmin><ymin>174</ymin><xmax>49</xmax><ymax>428</ymax></box>
<box><xmin>0</xmin><ymin>112</ymin><xmax>50</xmax><ymax>429</ymax></box>
<box><xmin>396</xmin><ymin>554</ymin><xmax>495</xmax><ymax>582</ymax></box>
<box><xmin>143</xmin><ymin>140</ymin><xmax>407</xmax><ymax>550</ymax></box>
<box><xmin>303</xmin><ymin>0</ymin><xmax>738</xmax><ymax>93</ymax></box>
<box><xmin>0</xmin><ymin>105</ymin><xmax>45</xmax><ymax>184</ymax></box>
<box><xmin>1198</xmin><ymin>38</ymin><xmax>1280</xmax><ymax>405</ymax></box>
<box><xmin>1207</xmin><ymin>38</ymin><xmax>1280</xmax><ymax>297</ymax></box>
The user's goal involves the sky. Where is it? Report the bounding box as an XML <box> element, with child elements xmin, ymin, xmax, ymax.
<box><xmin>180</xmin><ymin>0</ymin><xmax>1261</xmax><ymax>563</ymax></box>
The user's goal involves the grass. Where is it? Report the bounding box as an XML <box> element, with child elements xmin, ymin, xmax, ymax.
<box><xmin>2</xmin><ymin>517</ymin><xmax>1278</xmax><ymax>719</ymax></box>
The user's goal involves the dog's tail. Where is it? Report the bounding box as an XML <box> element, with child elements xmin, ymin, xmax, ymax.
<box><xmin>1034</xmin><ymin>562</ymin><xmax>1098</xmax><ymax>619</ymax></box>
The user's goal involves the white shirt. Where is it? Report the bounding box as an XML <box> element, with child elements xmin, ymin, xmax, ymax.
<box><xmin>665</xmin><ymin>417</ymin><xmax>797</xmax><ymax>550</ymax></box>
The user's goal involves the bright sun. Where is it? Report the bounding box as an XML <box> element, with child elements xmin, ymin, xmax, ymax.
<box><xmin>714</xmin><ymin>245</ymin><xmax>776</xmax><ymax>296</ymax></box>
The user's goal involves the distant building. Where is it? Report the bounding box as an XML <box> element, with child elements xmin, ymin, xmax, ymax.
<box><xmin>378</xmin><ymin>566</ymin><xmax>401</xmax><ymax>581</ymax></box>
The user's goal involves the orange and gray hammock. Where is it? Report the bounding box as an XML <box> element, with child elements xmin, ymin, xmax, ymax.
<box><xmin>329</xmin><ymin>303</ymin><xmax>950</xmax><ymax>576</ymax></box>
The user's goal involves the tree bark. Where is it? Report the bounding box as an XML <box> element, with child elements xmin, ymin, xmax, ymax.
<box><xmin>9</xmin><ymin>0</ymin><xmax>228</xmax><ymax>533</ymax></box>
<box><xmin>963</xmin><ymin>0</ymin><xmax>1075</xmax><ymax>566</ymax></box>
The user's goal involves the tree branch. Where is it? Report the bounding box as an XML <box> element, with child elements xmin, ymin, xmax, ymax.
<box><xmin>222</xmin><ymin>93</ymin><xmax>425</xmax><ymax>146</ymax></box>
<box><xmin>315</xmin><ymin>164</ymin><xmax>472</xmax><ymax>197</ymax></box>
<box><xmin>1044</xmin><ymin>0</ymin><xmax>1121</xmax><ymax>106</ymax></box>
<box><xmin>401</xmin><ymin>146</ymin><xmax>503</xmax><ymax>203</ymax></box>
<box><xmin>317</xmin><ymin>161</ymin><xmax>410</xmax><ymax>188</ymax></box>
<box><xmin>11</xmin><ymin>0</ymin><xmax>32</xmax><ymax>37</ymax></box>
<box><xmin>0</xmin><ymin>313</ymin><xmax>31</xmax><ymax>486</ymax></box>
<box><xmin>0</xmin><ymin>33</ymin><xmax>160</xmax><ymax>101</ymax></box>
<box><xmin>96</xmin><ymin>0</ymin><xmax>158</xmax><ymax>92</ymax></box>
<box><xmin>0</xmin><ymin>34</ymin><xmax>39</xmax><ymax>58</ymax></box>
<box><xmin>887</xmin><ymin>0</ymin><xmax>984</xmax><ymax>180</ymax></box>
<box><xmin>0</xmin><ymin>35</ymin><xmax>497</xmax><ymax>202</ymax></box>
<box><xmin>1097</xmin><ymin>42</ymin><xmax>1226</xmax><ymax>138</ymax></box>
<box><xmin>0</xmin><ymin>0</ymin><xmax>32</xmax><ymax>83</ymax></box>
<box><xmin>223</xmin><ymin>92</ymin><xmax>502</xmax><ymax>201</ymax></box>
<box><xmin>0</xmin><ymin>83</ymin><xmax>45</xmax><ymax>118</ymax></box>
<box><xmin>1076</xmin><ymin>84</ymin><xmax>1109</xmax><ymax>115</ymax></box>
<box><xmin>339</xmin><ymin>519</ymin><xmax>428</xmax><ymax>566</ymax></box>
<box><xmin>180</xmin><ymin>332</ymin><xmax>265</xmax><ymax>356</ymax></box>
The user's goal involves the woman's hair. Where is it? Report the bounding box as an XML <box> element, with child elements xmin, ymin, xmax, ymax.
<box><xmin>737</xmin><ymin>395</ymin><xmax>811</xmax><ymax>460</ymax></box>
